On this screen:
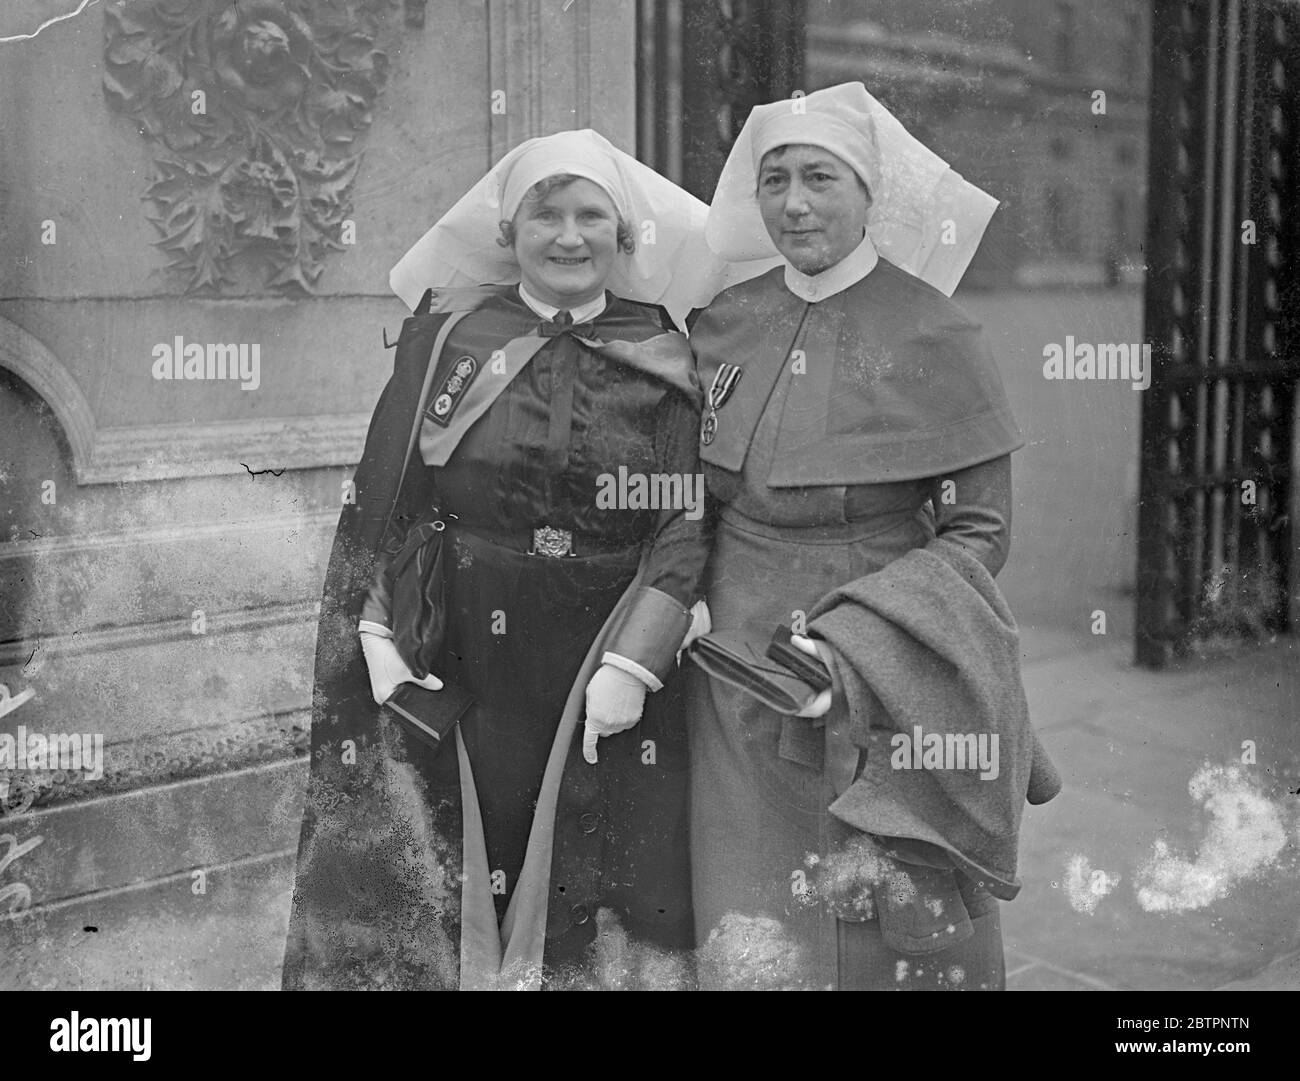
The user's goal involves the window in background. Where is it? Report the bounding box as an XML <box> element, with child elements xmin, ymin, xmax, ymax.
<box><xmin>1056</xmin><ymin>3</ymin><xmax>1077</xmax><ymax>73</ymax></box>
<box><xmin>799</xmin><ymin>0</ymin><xmax>1149</xmax><ymax>289</ymax></box>
<box><xmin>1123</xmin><ymin>10</ymin><xmax>1141</xmax><ymax>82</ymax></box>
<box><xmin>1112</xmin><ymin>190</ymin><xmax>1130</xmax><ymax>251</ymax></box>
<box><xmin>1044</xmin><ymin>186</ymin><xmax>1075</xmax><ymax>253</ymax></box>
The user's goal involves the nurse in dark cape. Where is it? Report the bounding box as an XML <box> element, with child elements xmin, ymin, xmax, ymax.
<box><xmin>282</xmin><ymin>130</ymin><xmax>713</xmax><ymax>990</ymax></box>
<box><xmin>686</xmin><ymin>83</ymin><xmax>1059</xmax><ymax>990</ymax></box>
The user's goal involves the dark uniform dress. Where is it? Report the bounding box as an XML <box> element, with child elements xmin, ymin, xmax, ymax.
<box><xmin>687</xmin><ymin>260</ymin><xmax>1024</xmax><ymax>991</ymax></box>
<box><xmin>284</xmin><ymin>286</ymin><xmax>709</xmax><ymax>990</ymax></box>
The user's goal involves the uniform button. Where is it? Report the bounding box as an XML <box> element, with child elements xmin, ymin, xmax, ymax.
<box><xmin>579</xmin><ymin>812</ymin><xmax>600</xmax><ymax>834</ymax></box>
<box><xmin>570</xmin><ymin>904</ymin><xmax>589</xmax><ymax>925</ymax></box>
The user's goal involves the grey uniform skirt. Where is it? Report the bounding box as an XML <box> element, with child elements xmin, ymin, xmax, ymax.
<box><xmin>688</xmin><ymin>505</ymin><xmax>1005</xmax><ymax>991</ymax></box>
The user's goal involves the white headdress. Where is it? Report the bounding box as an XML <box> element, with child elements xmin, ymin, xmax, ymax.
<box><xmin>389</xmin><ymin>129</ymin><xmax>714</xmax><ymax>325</ymax></box>
<box><xmin>704</xmin><ymin>82</ymin><xmax>999</xmax><ymax>297</ymax></box>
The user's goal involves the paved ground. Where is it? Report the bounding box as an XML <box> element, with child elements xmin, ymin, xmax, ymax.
<box><xmin>4</xmin><ymin>623</ymin><xmax>1296</xmax><ymax>992</ymax></box>
<box><xmin>1003</xmin><ymin>628</ymin><xmax>1300</xmax><ymax>991</ymax></box>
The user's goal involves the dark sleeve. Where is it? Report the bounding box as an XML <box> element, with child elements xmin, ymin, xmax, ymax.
<box><xmin>808</xmin><ymin>455</ymin><xmax>1014</xmax><ymax>784</ymax></box>
<box><xmin>354</xmin><ymin>311</ymin><xmax>465</xmax><ymax>629</ymax></box>
<box><xmin>925</xmin><ymin>454</ymin><xmax>1013</xmax><ymax>577</ymax></box>
<box><xmin>642</xmin><ymin>386</ymin><xmax>713</xmax><ymax>605</ymax></box>
<box><xmin>356</xmin><ymin>460</ymin><xmax>440</xmax><ymax>628</ymax></box>
<box><xmin>355</xmin><ymin>337</ymin><xmax>444</xmax><ymax>629</ymax></box>
<box><xmin>602</xmin><ymin>385</ymin><xmax>714</xmax><ymax>684</ymax></box>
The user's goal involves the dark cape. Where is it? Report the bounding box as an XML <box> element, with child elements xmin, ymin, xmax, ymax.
<box><xmin>282</xmin><ymin>288</ymin><xmax>702</xmax><ymax>991</ymax></box>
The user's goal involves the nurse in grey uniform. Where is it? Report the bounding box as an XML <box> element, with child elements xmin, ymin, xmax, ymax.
<box><xmin>687</xmin><ymin>83</ymin><xmax>1025</xmax><ymax>991</ymax></box>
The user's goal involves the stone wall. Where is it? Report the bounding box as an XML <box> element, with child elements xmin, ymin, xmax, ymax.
<box><xmin>0</xmin><ymin>0</ymin><xmax>637</xmax><ymax>919</ymax></box>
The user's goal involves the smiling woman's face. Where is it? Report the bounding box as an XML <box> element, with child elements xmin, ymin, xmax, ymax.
<box><xmin>511</xmin><ymin>177</ymin><xmax>620</xmax><ymax>308</ymax></box>
<box><xmin>757</xmin><ymin>144</ymin><xmax>871</xmax><ymax>275</ymax></box>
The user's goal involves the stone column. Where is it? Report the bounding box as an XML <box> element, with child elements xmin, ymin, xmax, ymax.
<box><xmin>488</xmin><ymin>0</ymin><xmax>637</xmax><ymax>158</ymax></box>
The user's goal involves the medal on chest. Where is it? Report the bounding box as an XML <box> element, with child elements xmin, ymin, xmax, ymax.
<box><xmin>701</xmin><ymin>362</ymin><xmax>742</xmax><ymax>446</ymax></box>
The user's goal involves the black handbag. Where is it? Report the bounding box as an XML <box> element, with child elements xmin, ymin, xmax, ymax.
<box><xmin>386</xmin><ymin>517</ymin><xmax>449</xmax><ymax>681</ymax></box>
<box><xmin>686</xmin><ymin>625</ymin><xmax>832</xmax><ymax>715</ymax></box>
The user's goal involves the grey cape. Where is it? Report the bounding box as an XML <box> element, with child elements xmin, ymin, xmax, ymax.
<box><xmin>807</xmin><ymin>539</ymin><xmax>1062</xmax><ymax>902</ymax></box>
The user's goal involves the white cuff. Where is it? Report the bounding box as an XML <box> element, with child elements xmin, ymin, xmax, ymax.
<box><xmin>358</xmin><ymin>620</ymin><xmax>393</xmax><ymax>638</ymax></box>
<box><xmin>601</xmin><ymin>651</ymin><xmax>663</xmax><ymax>693</ymax></box>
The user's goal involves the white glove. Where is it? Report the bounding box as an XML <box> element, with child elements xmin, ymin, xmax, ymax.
<box><xmin>582</xmin><ymin>663</ymin><xmax>647</xmax><ymax>764</ymax></box>
<box><xmin>358</xmin><ymin>629</ymin><xmax>443</xmax><ymax>705</ymax></box>
<box><xmin>790</xmin><ymin>634</ymin><xmax>834</xmax><ymax>719</ymax></box>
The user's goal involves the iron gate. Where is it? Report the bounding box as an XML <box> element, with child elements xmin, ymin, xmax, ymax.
<box><xmin>636</xmin><ymin>0</ymin><xmax>806</xmax><ymax>200</ymax></box>
<box><xmin>637</xmin><ymin>0</ymin><xmax>1299</xmax><ymax>666</ymax></box>
<box><xmin>1136</xmin><ymin>0</ymin><xmax>1300</xmax><ymax>666</ymax></box>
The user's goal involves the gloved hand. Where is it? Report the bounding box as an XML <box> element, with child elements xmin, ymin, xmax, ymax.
<box><xmin>359</xmin><ymin>629</ymin><xmax>443</xmax><ymax>705</ymax></box>
<box><xmin>582</xmin><ymin>663</ymin><xmax>647</xmax><ymax>764</ymax></box>
<box><xmin>679</xmin><ymin>598</ymin><xmax>712</xmax><ymax>654</ymax></box>
<box><xmin>790</xmin><ymin>633</ymin><xmax>835</xmax><ymax>719</ymax></box>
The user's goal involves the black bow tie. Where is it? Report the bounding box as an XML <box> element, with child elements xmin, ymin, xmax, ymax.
<box><xmin>539</xmin><ymin>310</ymin><xmax>594</xmax><ymax>337</ymax></box>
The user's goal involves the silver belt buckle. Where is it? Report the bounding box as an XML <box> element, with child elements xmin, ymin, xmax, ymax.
<box><xmin>530</xmin><ymin>525</ymin><xmax>573</xmax><ymax>557</ymax></box>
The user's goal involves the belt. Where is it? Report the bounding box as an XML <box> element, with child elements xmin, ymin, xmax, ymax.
<box><xmin>450</xmin><ymin>521</ymin><xmax>638</xmax><ymax>559</ymax></box>
<box><xmin>718</xmin><ymin>503</ymin><xmax>922</xmax><ymax>546</ymax></box>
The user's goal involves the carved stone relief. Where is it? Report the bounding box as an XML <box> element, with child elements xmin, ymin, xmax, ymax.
<box><xmin>102</xmin><ymin>0</ymin><xmax>399</xmax><ymax>294</ymax></box>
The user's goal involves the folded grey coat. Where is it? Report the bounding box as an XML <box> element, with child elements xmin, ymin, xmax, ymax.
<box><xmin>807</xmin><ymin>538</ymin><xmax>1062</xmax><ymax>902</ymax></box>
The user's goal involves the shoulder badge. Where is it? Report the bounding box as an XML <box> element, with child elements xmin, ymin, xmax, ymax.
<box><xmin>425</xmin><ymin>354</ymin><xmax>480</xmax><ymax>427</ymax></box>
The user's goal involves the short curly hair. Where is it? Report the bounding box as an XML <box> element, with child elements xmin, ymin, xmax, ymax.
<box><xmin>497</xmin><ymin>173</ymin><xmax>636</xmax><ymax>254</ymax></box>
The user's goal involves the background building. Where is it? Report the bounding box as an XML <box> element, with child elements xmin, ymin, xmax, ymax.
<box><xmin>803</xmin><ymin>0</ymin><xmax>1148</xmax><ymax>287</ymax></box>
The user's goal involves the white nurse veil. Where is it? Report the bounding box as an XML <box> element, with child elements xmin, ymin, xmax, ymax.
<box><xmin>388</xmin><ymin>129</ymin><xmax>721</xmax><ymax>328</ymax></box>
<box><xmin>704</xmin><ymin>82</ymin><xmax>1000</xmax><ymax>298</ymax></box>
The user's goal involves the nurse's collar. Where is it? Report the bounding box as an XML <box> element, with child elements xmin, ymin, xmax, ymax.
<box><xmin>782</xmin><ymin>231</ymin><xmax>879</xmax><ymax>304</ymax></box>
